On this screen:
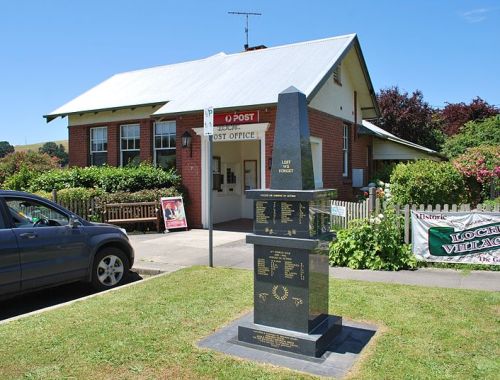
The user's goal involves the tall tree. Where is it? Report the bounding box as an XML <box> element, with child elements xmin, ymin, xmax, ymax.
<box><xmin>0</xmin><ymin>141</ymin><xmax>15</xmax><ymax>158</ymax></box>
<box><xmin>39</xmin><ymin>142</ymin><xmax>68</xmax><ymax>166</ymax></box>
<box><xmin>376</xmin><ymin>87</ymin><xmax>443</xmax><ymax>151</ymax></box>
<box><xmin>440</xmin><ymin>97</ymin><xmax>499</xmax><ymax>136</ymax></box>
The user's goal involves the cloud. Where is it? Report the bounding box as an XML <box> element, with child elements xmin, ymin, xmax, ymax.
<box><xmin>461</xmin><ymin>8</ymin><xmax>490</xmax><ymax>23</ymax></box>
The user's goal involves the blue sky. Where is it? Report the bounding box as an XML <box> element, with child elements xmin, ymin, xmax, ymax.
<box><xmin>1</xmin><ymin>0</ymin><xmax>498</xmax><ymax>145</ymax></box>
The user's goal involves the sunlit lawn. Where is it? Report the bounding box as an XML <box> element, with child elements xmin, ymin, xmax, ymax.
<box><xmin>0</xmin><ymin>266</ymin><xmax>498</xmax><ymax>379</ymax></box>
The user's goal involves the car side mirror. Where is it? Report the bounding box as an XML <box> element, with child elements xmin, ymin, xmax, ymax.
<box><xmin>68</xmin><ymin>217</ymin><xmax>82</xmax><ymax>228</ymax></box>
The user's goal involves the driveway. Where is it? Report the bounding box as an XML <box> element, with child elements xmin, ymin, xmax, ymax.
<box><xmin>130</xmin><ymin>229</ymin><xmax>252</xmax><ymax>273</ymax></box>
<box><xmin>130</xmin><ymin>229</ymin><xmax>500</xmax><ymax>292</ymax></box>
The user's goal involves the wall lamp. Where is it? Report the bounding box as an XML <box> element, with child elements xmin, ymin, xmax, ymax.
<box><xmin>181</xmin><ymin>130</ymin><xmax>192</xmax><ymax>157</ymax></box>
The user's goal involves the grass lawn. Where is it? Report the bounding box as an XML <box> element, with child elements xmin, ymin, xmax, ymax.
<box><xmin>0</xmin><ymin>267</ymin><xmax>498</xmax><ymax>379</ymax></box>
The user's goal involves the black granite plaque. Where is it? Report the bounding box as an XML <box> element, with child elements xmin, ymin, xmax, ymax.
<box><xmin>254</xmin><ymin>200</ymin><xmax>310</xmax><ymax>238</ymax></box>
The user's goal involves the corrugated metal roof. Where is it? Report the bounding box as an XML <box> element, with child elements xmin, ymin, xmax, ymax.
<box><xmin>45</xmin><ymin>34</ymin><xmax>359</xmax><ymax>118</ymax></box>
<box><xmin>361</xmin><ymin>120</ymin><xmax>443</xmax><ymax>156</ymax></box>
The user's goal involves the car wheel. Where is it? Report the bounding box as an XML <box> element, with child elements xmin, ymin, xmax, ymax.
<box><xmin>91</xmin><ymin>247</ymin><xmax>130</xmax><ymax>291</ymax></box>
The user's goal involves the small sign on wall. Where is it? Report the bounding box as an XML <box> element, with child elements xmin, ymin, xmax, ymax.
<box><xmin>331</xmin><ymin>205</ymin><xmax>346</xmax><ymax>217</ymax></box>
<box><xmin>161</xmin><ymin>196</ymin><xmax>188</xmax><ymax>231</ymax></box>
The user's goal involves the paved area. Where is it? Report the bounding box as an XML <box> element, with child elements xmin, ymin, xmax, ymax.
<box><xmin>130</xmin><ymin>229</ymin><xmax>500</xmax><ymax>292</ymax></box>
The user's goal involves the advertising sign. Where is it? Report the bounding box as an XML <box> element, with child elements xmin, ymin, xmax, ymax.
<box><xmin>204</xmin><ymin>107</ymin><xmax>214</xmax><ymax>136</ymax></box>
<box><xmin>214</xmin><ymin>111</ymin><xmax>259</xmax><ymax>126</ymax></box>
<box><xmin>160</xmin><ymin>196</ymin><xmax>188</xmax><ymax>231</ymax></box>
<box><xmin>411</xmin><ymin>211</ymin><xmax>500</xmax><ymax>265</ymax></box>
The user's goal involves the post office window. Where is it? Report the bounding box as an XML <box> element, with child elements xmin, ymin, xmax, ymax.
<box><xmin>5</xmin><ymin>198</ymin><xmax>69</xmax><ymax>228</ymax></box>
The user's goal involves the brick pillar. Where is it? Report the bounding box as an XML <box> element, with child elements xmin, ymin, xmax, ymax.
<box><xmin>140</xmin><ymin>119</ymin><xmax>153</xmax><ymax>163</ymax></box>
<box><xmin>107</xmin><ymin>123</ymin><xmax>120</xmax><ymax>167</ymax></box>
<box><xmin>68</xmin><ymin>125</ymin><xmax>89</xmax><ymax>167</ymax></box>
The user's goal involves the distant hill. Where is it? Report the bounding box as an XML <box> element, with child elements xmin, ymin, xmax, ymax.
<box><xmin>14</xmin><ymin>140</ymin><xmax>69</xmax><ymax>153</ymax></box>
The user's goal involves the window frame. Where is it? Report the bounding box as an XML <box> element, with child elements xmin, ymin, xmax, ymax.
<box><xmin>153</xmin><ymin>121</ymin><xmax>176</xmax><ymax>169</ymax></box>
<box><xmin>342</xmin><ymin>123</ymin><xmax>350</xmax><ymax>178</ymax></box>
<box><xmin>120</xmin><ymin>124</ymin><xmax>141</xmax><ymax>167</ymax></box>
<box><xmin>89</xmin><ymin>126</ymin><xmax>108</xmax><ymax>166</ymax></box>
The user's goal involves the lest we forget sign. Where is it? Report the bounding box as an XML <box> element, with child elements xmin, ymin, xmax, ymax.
<box><xmin>411</xmin><ymin>211</ymin><xmax>500</xmax><ymax>265</ymax></box>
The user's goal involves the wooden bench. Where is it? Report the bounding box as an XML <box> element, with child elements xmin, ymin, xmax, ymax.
<box><xmin>103</xmin><ymin>202</ymin><xmax>161</xmax><ymax>232</ymax></box>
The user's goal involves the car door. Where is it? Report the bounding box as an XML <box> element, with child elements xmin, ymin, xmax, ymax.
<box><xmin>4</xmin><ymin>196</ymin><xmax>89</xmax><ymax>290</ymax></box>
<box><xmin>0</xmin><ymin>202</ymin><xmax>20</xmax><ymax>296</ymax></box>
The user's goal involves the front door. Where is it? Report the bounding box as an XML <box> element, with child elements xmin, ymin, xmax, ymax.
<box><xmin>4</xmin><ymin>197</ymin><xmax>88</xmax><ymax>290</ymax></box>
<box><xmin>0</xmin><ymin>207</ymin><xmax>20</xmax><ymax>296</ymax></box>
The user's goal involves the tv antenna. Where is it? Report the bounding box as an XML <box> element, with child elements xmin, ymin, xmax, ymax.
<box><xmin>228</xmin><ymin>11</ymin><xmax>262</xmax><ymax>50</ymax></box>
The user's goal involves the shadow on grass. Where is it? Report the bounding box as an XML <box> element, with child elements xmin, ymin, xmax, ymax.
<box><xmin>0</xmin><ymin>271</ymin><xmax>143</xmax><ymax>322</ymax></box>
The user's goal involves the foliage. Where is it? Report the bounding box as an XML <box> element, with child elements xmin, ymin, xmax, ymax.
<box><xmin>453</xmin><ymin>145</ymin><xmax>500</xmax><ymax>201</ymax></box>
<box><xmin>389</xmin><ymin>160</ymin><xmax>470</xmax><ymax>205</ymax></box>
<box><xmin>39</xmin><ymin>141</ymin><xmax>69</xmax><ymax>166</ymax></box>
<box><xmin>0</xmin><ymin>151</ymin><xmax>59</xmax><ymax>186</ymax></box>
<box><xmin>6</xmin><ymin>163</ymin><xmax>181</xmax><ymax>193</ymax></box>
<box><xmin>441</xmin><ymin>116</ymin><xmax>500</xmax><ymax>158</ymax></box>
<box><xmin>439</xmin><ymin>97</ymin><xmax>499</xmax><ymax>136</ymax></box>
<box><xmin>371</xmin><ymin>163</ymin><xmax>397</xmax><ymax>183</ymax></box>
<box><xmin>482</xmin><ymin>197</ymin><xmax>500</xmax><ymax>207</ymax></box>
<box><xmin>377</xmin><ymin>86</ymin><xmax>444</xmax><ymax>151</ymax></box>
<box><xmin>0</xmin><ymin>141</ymin><xmax>14</xmax><ymax>158</ymax></box>
<box><xmin>329</xmin><ymin>208</ymin><xmax>416</xmax><ymax>270</ymax></box>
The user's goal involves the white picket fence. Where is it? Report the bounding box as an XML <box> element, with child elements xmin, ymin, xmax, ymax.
<box><xmin>330</xmin><ymin>199</ymin><xmax>499</xmax><ymax>244</ymax></box>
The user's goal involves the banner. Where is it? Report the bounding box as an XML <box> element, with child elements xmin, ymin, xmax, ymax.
<box><xmin>411</xmin><ymin>211</ymin><xmax>500</xmax><ymax>265</ymax></box>
<box><xmin>160</xmin><ymin>196</ymin><xmax>188</xmax><ymax>231</ymax></box>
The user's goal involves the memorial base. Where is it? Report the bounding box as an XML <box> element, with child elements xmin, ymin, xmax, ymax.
<box><xmin>238</xmin><ymin>315</ymin><xmax>342</xmax><ymax>358</ymax></box>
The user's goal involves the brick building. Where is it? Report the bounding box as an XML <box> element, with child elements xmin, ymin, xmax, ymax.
<box><xmin>45</xmin><ymin>34</ymin><xmax>385</xmax><ymax>228</ymax></box>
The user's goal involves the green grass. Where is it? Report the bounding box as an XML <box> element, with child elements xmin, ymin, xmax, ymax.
<box><xmin>14</xmin><ymin>140</ymin><xmax>68</xmax><ymax>153</ymax></box>
<box><xmin>0</xmin><ymin>267</ymin><xmax>498</xmax><ymax>379</ymax></box>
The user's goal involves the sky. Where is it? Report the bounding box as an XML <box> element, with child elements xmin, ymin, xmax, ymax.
<box><xmin>0</xmin><ymin>0</ymin><xmax>499</xmax><ymax>146</ymax></box>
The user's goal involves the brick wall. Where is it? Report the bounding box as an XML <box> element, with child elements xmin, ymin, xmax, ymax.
<box><xmin>68</xmin><ymin>125</ymin><xmax>89</xmax><ymax>167</ymax></box>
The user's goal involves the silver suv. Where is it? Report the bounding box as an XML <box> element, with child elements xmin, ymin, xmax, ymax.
<box><xmin>0</xmin><ymin>190</ymin><xmax>134</xmax><ymax>300</ymax></box>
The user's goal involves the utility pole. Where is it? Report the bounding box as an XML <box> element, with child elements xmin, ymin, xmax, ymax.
<box><xmin>228</xmin><ymin>11</ymin><xmax>262</xmax><ymax>50</ymax></box>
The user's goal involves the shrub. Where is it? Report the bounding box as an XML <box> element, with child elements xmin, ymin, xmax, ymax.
<box><xmin>441</xmin><ymin>115</ymin><xmax>500</xmax><ymax>158</ymax></box>
<box><xmin>329</xmin><ymin>208</ymin><xmax>416</xmax><ymax>270</ymax></box>
<box><xmin>0</xmin><ymin>151</ymin><xmax>59</xmax><ymax>186</ymax></box>
<box><xmin>453</xmin><ymin>145</ymin><xmax>500</xmax><ymax>202</ymax></box>
<box><xmin>26</xmin><ymin>163</ymin><xmax>181</xmax><ymax>193</ymax></box>
<box><xmin>390</xmin><ymin>160</ymin><xmax>470</xmax><ymax>205</ymax></box>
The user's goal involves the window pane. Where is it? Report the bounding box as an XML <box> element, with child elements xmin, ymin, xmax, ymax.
<box><xmin>169</xmin><ymin>135</ymin><xmax>176</xmax><ymax>148</ymax></box>
<box><xmin>155</xmin><ymin>136</ymin><xmax>162</xmax><ymax>149</ymax></box>
<box><xmin>6</xmin><ymin>198</ymin><xmax>69</xmax><ymax>228</ymax></box>
<box><xmin>161</xmin><ymin>136</ymin><xmax>168</xmax><ymax>148</ymax></box>
<box><xmin>122</xmin><ymin>151</ymin><xmax>140</xmax><ymax>166</ymax></box>
<box><xmin>134</xmin><ymin>138</ymin><xmax>140</xmax><ymax>149</ymax></box>
<box><xmin>121</xmin><ymin>139</ymin><xmax>128</xmax><ymax>150</ymax></box>
<box><xmin>91</xmin><ymin>152</ymin><xmax>107</xmax><ymax>166</ymax></box>
<box><xmin>156</xmin><ymin>149</ymin><xmax>176</xmax><ymax>170</ymax></box>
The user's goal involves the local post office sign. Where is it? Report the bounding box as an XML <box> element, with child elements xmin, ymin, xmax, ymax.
<box><xmin>214</xmin><ymin>111</ymin><xmax>259</xmax><ymax>126</ymax></box>
<box><xmin>411</xmin><ymin>211</ymin><xmax>500</xmax><ymax>265</ymax></box>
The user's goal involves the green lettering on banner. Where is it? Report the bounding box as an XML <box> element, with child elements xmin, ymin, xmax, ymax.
<box><xmin>428</xmin><ymin>222</ymin><xmax>500</xmax><ymax>256</ymax></box>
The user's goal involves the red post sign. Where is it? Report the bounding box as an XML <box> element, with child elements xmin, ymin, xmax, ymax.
<box><xmin>214</xmin><ymin>111</ymin><xmax>260</xmax><ymax>126</ymax></box>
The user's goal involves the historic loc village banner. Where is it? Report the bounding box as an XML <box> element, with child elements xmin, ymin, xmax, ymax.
<box><xmin>411</xmin><ymin>211</ymin><xmax>500</xmax><ymax>265</ymax></box>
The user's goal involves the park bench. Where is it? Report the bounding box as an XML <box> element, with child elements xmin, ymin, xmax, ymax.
<box><xmin>103</xmin><ymin>201</ymin><xmax>161</xmax><ymax>232</ymax></box>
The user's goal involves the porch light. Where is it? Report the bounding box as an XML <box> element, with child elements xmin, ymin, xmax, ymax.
<box><xmin>181</xmin><ymin>130</ymin><xmax>192</xmax><ymax>157</ymax></box>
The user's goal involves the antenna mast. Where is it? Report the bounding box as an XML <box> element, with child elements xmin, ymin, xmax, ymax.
<box><xmin>228</xmin><ymin>11</ymin><xmax>262</xmax><ymax>50</ymax></box>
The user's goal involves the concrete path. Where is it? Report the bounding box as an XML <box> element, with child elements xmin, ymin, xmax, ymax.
<box><xmin>130</xmin><ymin>230</ymin><xmax>500</xmax><ymax>292</ymax></box>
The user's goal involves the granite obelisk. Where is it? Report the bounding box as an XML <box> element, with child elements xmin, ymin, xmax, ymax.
<box><xmin>238</xmin><ymin>87</ymin><xmax>341</xmax><ymax>358</ymax></box>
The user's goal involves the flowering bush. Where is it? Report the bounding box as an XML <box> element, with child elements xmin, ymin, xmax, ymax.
<box><xmin>329</xmin><ymin>208</ymin><xmax>416</xmax><ymax>270</ymax></box>
<box><xmin>453</xmin><ymin>145</ymin><xmax>499</xmax><ymax>201</ymax></box>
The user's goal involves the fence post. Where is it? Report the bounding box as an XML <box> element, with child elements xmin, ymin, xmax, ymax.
<box><xmin>52</xmin><ymin>189</ymin><xmax>57</xmax><ymax>203</ymax></box>
<box><xmin>368</xmin><ymin>187</ymin><xmax>376</xmax><ymax>214</ymax></box>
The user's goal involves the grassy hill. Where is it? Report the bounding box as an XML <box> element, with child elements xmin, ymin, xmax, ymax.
<box><xmin>14</xmin><ymin>139</ymin><xmax>69</xmax><ymax>152</ymax></box>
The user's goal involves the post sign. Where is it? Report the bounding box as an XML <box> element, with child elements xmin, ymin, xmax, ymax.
<box><xmin>331</xmin><ymin>205</ymin><xmax>346</xmax><ymax>217</ymax></box>
<box><xmin>161</xmin><ymin>196</ymin><xmax>188</xmax><ymax>231</ymax></box>
<box><xmin>411</xmin><ymin>211</ymin><xmax>500</xmax><ymax>265</ymax></box>
<box><xmin>204</xmin><ymin>107</ymin><xmax>214</xmax><ymax>136</ymax></box>
<box><xmin>214</xmin><ymin>111</ymin><xmax>259</xmax><ymax>126</ymax></box>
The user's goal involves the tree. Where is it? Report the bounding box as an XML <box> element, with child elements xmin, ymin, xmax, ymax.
<box><xmin>39</xmin><ymin>142</ymin><xmax>68</xmax><ymax>166</ymax></box>
<box><xmin>440</xmin><ymin>97</ymin><xmax>499</xmax><ymax>136</ymax></box>
<box><xmin>0</xmin><ymin>141</ymin><xmax>14</xmax><ymax>158</ymax></box>
<box><xmin>0</xmin><ymin>151</ymin><xmax>59</xmax><ymax>185</ymax></box>
<box><xmin>441</xmin><ymin>116</ymin><xmax>500</xmax><ymax>158</ymax></box>
<box><xmin>377</xmin><ymin>86</ymin><xmax>443</xmax><ymax>151</ymax></box>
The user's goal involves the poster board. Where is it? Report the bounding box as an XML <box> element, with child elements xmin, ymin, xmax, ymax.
<box><xmin>411</xmin><ymin>210</ymin><xmax>499</xmax><ymax>265</ymax></box>
<box><xmin>160</xmin><ymin>196</ymin><xmax>188</xmax><ymax>231</ymax></box>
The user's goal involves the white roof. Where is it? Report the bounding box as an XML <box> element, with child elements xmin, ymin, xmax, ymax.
<box><xmin>46</xmin><ymin>34</ymin><xmax>369</xmax><ymax>118</ymax></box>
<box><xmin>361</xmin><ymin>120</ymin><xmax>440</xmax><ymax>155</ymax></box>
